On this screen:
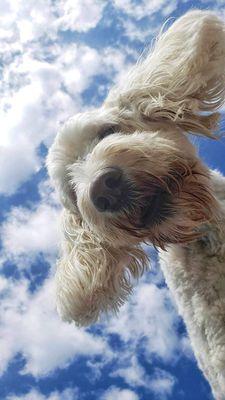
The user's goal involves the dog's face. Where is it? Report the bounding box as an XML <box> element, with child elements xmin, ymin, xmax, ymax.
<box><xmin>58</xmin><ymin>107</ymin><xmax>215</xmax><ymax>249</ymax></box>
<box><xmin>48</xmin><ymin>107</ymin><xmax>217</xmax><ymax>326</ymax></box>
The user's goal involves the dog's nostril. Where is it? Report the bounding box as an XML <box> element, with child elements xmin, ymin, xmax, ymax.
<box><xmin>96</xmin><ymin>196</ymin><xmax>110</xmax><ymax>212</ymax></box>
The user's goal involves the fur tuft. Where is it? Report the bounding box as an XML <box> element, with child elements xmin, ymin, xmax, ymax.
<box><xmin>106</xmin><ymin>10</ymin><xmax>225</xmax><ymax>138</ymax></box>
<box><xmin>56</xmin><ymin>209</ymin><xmax>148</xmax><ymax>326</ymax></box>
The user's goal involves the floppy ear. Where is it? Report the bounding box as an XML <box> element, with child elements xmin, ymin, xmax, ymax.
<box><xmin>106</xmin><ymin>11</ymin><xmax>225</xmax><ymax>138</ymax></box>
<box><xmin>46</xmin><ymin>120</ymin><xmax>78</xmax><ymax>212</ymax></box>
<box><xmin>55</xmin><ymin>209</ymin><xmax>148</xmax><ymax>326</ymax></box>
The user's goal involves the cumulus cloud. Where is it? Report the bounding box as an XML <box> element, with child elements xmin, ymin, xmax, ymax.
<box><xmin>102</xmin><ymin>278</ymin><xmax>185</xmax><ymax>399</ymax></box>
<box><xmin>0</xmin><ymin>0</ymin><xmax>131</xmax><ymax>196</ymax></box>
<box><xmin>105</xmin><ymin>282</ymin><xmax>185</xmax><ymax>363</ymax></box>
<box><xmin>1</xmin><ymin>203</ymin><xmax>59</xmax><ymax>266</ymax></box>
<box><xmin>107</xmin><ymin>298</ymin><xmax>179</xmax><ymax>400</ymax></box>
<box><xmin>0</xmin><ymin>0</ymin><xmax>105</xmax><ymax>44</ymax></box>
<box><xmin>113</xmin><ymin>0</ymin><xmax>178</xmax><ymax>20</ymax></box>
<box><xmin>0</xmin><ymin>179</ymin><xmax>60</xmax><ymax>266</ymax></box>
<box><xmin>0</xmin><ymin>0</ymin><xmax>54</xmax><ymax>44</ymax></box>
<box><xmin>0</xmin><ymin>39</ymin><xmax>127</xmax><ymax>195</ymax></box>
<box><xmin>101</xmin><ymin>387</ymin><xmax>139</xmax><ymax>400</ymax></box>
<box><xmin>0</xmin><ymin>276</ymin><xmax>111</xmax><ymax>377</ymax></box>
<box><xmin>0</xmin><ymin>70</ymin><xmax>73</xmax><ymax>194</ymax></box>
<box><xmin>55</xmin><ymin>0</ymin><xmax>105</xmax><ymax>33</ymax></box>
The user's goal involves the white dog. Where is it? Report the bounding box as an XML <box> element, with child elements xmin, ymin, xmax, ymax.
<box><xmin>47</xmin><ymin>11</ymin><xmax>225</xmax><ymax>399</ymax></box>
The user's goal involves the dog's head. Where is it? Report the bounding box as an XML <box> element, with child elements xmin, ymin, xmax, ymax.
<box><xmin>47</xmin><ymin>10</ymin><xmax>225</xmax><ymax>325</ymax></box>
<box><xmin>47</xmin><ymin>106</ymin><xmax>217</xmax><ymax>326</ymax></box>
<box><xmin>49</xmin><ymin>107</ymin><xmax>216</xmax><ymax>248</ymax></box>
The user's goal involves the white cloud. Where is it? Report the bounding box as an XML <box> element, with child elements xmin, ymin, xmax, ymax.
<box><xmin>56</xmin><ymin>45</ymin><xmax>102</xmax><ymax>96</ymax></box>
<box><xmin>113</xmin><ymin>0</ymin><xmax>178</xmax><ymax>20</ymax></box>
<box><xmin>0</xmin><ymin>276</ymin><xmax>111</xmax><ymax>377</ymax></box>
<box><xmin>102</xmin><ymin>279</ymin><xmax>185</xmax><ymax>399</ymax></box>
<box><xmin>118</xmin><ymin>19</ymin><xmax>156</xmax><ymax>42</ymax></box>
<box><xmin>0</xmin><ymin>178</ymin><xmax>60</xmax><ymax>267</ymax></box>
<box><xmin>55</xmin><ymin>0</ymin><xmax>105</xmax><ymax>33</ymax></box>
<box><xmin>111</xmin><ymin>355</ymin><xmax>148</xmax><ymax>387</ymax></box>
<box><xmin>101</xmin><ymin>387</ymin><xmax>139</xmax><ymax>400</ymax></box>
<box><xmin>0</xmin><ymin>0</ymin><xmax>130</xmax><ymax>196</ymax></box>
<box><xmin>0</xmin><ymin>38</ymin><xmax>127</xmax><ymax>195</ymax></box>
<box><xmin>105</xmin><ymin>282</ymin><xmax>183</xmax><ymax>363</ymax></box>
<box><xmin>0</xmin><ymin>52</ymin><xmax>75</xmax><ymax>194</ymax></box>
<box><xmin>1</xmin><ymin>203</ymin><xmax>59</xmax><ymax>265</ymax></box>
<box><xmin>110</xmin><ymin>344</ymin><xmax>177</xmax><ymax>398</ymax></box>
<box><xmin>7</xmin><ymin>388</ymin><xmax>78</xmax><ymax>400</ymax></box>
<box><xmin>0</xmin><ymin>0</ymin><xmax>56</xmax><ymax>44</ymax></box>
<box><xmin>0</xmin><ymin>137</ymin><xmax>40</xmax><ymax>195</ymax></box>
<box><xmin>149</xmin><ymin>369</ymin><xmax>176</xmax><ymax>399</ymax></box>
<box><xmin>0</xmin><ymin>0</ymin><xmax>105</xmax><ymax>45</ymax></box>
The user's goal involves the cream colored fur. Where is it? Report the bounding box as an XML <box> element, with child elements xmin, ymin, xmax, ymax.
<box><xmin>47</xmin><ymin>10</ymin><xmax>225</xmax><ymax>399</ymax></box>
<box><xmin>160</xmin><ymin>170</ymin><xmax>225</xmax><ymax>400</ymax></box>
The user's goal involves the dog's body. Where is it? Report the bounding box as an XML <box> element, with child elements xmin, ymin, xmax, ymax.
<box><xmin>47</xmin><ymin>11</ymin><xmax>225</xmax><ymax>399</ymax></box>
<box><xmin>161</xmin><ymin>170</ymin><xmax>225</xmax><ymax>399</ymax></box>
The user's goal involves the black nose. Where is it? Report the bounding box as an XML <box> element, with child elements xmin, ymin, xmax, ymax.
<box><xmin>90</xmin><ymin>167</ymin><xmax>124</xmax><ymax>212</ymax></box>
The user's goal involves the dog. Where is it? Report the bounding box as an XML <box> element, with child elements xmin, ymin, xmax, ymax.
<box><xmin>47</xmin><ymin>10</ymin><xmax>225</xmax><ymax>399</ymax></box>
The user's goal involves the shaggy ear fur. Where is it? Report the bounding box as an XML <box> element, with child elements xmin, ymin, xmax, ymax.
<box><xmin>105</xmin><ymin>10</ymin><xmax>225</xmax><ymax>138</ymax></box>
<box><xmin>46</xmin><ymin>121</ymin><xmax>78</xmax><ymax>212</ymax></box>
<box><xmin>55</xmin><ymin>209</ymin><xmax>148</xmax><ymax>326</ymax></box>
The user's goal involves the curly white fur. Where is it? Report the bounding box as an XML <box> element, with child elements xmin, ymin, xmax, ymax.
<box><xmin>47</xmin><ymin>10</ymin><xmax>225</xmax><ymax>398</ymax></box>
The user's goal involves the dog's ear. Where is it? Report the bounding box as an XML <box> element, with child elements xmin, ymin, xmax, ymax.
<box><xmin>106</xmin><ymin>11</ymin><xmax>225</xmax><ymax>138</ymax></box>
<box><xmin>46</xmin><ymin>122</ymin><xmax>77</xmax><ymax>212</ymax></box>
<box><xmin>55</xmin><ymin>209</ymin><xmax>148</xmax><ymax>326</ymax></box>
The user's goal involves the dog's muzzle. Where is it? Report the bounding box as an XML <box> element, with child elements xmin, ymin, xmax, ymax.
<box><xmin>89</xmin><ymin>167</ymin><xmax>173</xmax><ymax>226</ymax></box>
<box><xmin>90</xmin><ymin>167</ymin><xmax>127</xmax><ymax>212</ymax></box>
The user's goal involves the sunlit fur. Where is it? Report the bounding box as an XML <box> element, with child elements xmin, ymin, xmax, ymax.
<box><xmin>47</xmin><ymin>10</ymin><xmax>225</xmax><ymax>329</ymax></box>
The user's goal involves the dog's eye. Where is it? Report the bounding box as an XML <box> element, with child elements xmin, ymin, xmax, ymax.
<box><xmin>98</xmin><ymin>125</ymin><xmax>118</xmax><ymax>140</ymax></box>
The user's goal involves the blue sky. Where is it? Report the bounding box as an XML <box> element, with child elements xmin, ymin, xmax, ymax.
<box><xmin>1</xmin><ymin>1</ymin><xmax>225</xmax><ymax>399</ymax></box>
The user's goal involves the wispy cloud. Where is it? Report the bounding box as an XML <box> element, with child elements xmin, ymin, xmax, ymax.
<box><xmin>7</xmin><ymin>387</ymin><xmax>78</xmax><ymax>400</ymax></box>
<box><xmin>148</xmin><ymin>368</ymin><xmax>176</xmax><ymax>399</ymax></box>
